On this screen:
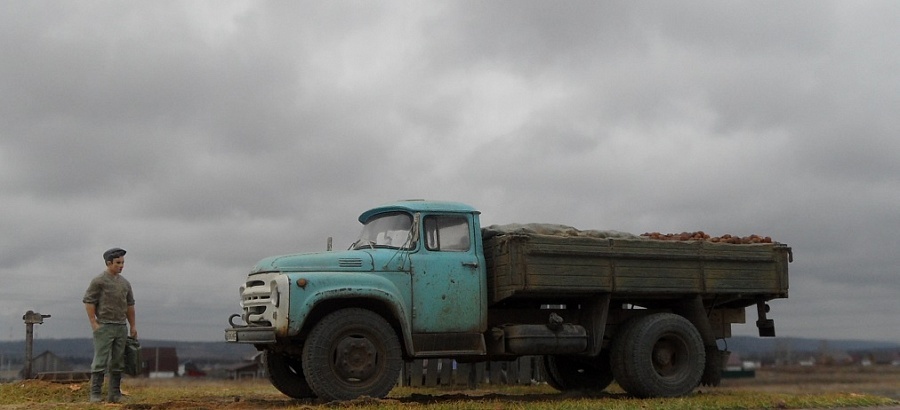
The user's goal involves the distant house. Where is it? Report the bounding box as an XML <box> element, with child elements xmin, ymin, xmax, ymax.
<box><xmin>29</xmin><ymin>351</ymin><xmax>73</xmax><ymax>374</ymax></box>
<box><xmin>722</xmin><ymin>352</ymin><xmax>756</xmax><ymax>378</ymax></box>
<box><xmin>226</xmin><ymin>353</ymin><xmax>265</xmax><ymax>380</ymax></box>
<box><xmin>142</xmin><ymin>347</ymin><xmax>178</xmax><ymax>378</ymax></box>
<box><xmin>11</xmin><ymin>351</ymin><xmax>91</xmax><ymax>382</ymax></box>
<box><xmin>818</xmin><ymin>350</ymin><xmax>853</xmax><ymax>366</ymax></box>
<box><xmin>724</xmin><ymin>352</ymin><xmax>743</xmax><ymax>371</ymax></box>
<box><xmin>180</xmin><ymin>361</ymin><xmax>207</xmax><ymax>377</ymax></box>
<box><xmin>868</xmin><ymin>350</ymin><xmax>900</xmax><ymax>365</ymax></box>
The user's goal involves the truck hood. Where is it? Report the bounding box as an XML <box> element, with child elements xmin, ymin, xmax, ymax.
<box><xmin>251</xmin><ymin>250</ymin><xmax>376</xmax><ymax>273</ymax></box>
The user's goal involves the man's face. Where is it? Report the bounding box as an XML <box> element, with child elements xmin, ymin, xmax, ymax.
<box><xmin>106</xmin><ymin>256</ymin><xmax>125</xmax><ymax>274</ymax></box>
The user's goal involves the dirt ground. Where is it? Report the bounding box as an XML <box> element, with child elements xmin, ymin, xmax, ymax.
<box><xmin>2</xmin><ymin>365</ymin><xmax>898</xmax><ymax>409</ymax></box>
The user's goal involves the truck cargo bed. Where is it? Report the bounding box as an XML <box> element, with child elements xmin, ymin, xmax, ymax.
<box><xmin>483</xmin><ymin>232</ymin><xmax>790</xmax><ymax>307</ymax></box>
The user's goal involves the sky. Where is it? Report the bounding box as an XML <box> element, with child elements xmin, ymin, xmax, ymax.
<box><xmin>1</xmin><ymin>1</ymin><xmax>898</xmax><ymax>344</ymax></box>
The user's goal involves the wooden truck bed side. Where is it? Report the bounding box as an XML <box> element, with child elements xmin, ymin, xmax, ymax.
<box><xmin>483</xmin><ymin>233</ymin><xmax>790</xmax><ymax>306</ymax></box>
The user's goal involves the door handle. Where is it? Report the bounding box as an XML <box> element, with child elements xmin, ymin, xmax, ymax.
<box><xmin>462</xmin><ymin>261</ymin><xmax>479</xmax><ymax>268</ymax></box>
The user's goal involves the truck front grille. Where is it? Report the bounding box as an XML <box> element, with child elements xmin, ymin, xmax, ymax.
<box><xmin>240</xmin><ymin>273</ymin><xmax>280</xmax><ymax>326</ymax></box>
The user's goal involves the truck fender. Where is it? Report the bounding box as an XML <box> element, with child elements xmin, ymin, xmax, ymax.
<box><xmin>285</xmin><ymin>273</ymin><xmax>416</xmax><ymax>355</ymax></box>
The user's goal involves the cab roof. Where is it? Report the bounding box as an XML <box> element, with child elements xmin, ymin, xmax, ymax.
<box><xmin>358</xmin><ymin>200</ymin><xmax>479</xmax><ymax>223</ymax></box>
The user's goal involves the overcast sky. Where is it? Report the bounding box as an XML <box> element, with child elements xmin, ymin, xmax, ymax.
<box><xmin>1</xmin><ymin>1</ymin><xmax>898</xmax><ymax>344</ymax></box>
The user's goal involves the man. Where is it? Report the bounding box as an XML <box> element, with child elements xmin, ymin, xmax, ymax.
<box><xmin>83</xmin><ymin>247</ymin><xmax>137</xmax><ymax>403</ymax></box>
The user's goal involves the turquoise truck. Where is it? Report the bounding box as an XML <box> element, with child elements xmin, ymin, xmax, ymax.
<box><xmin>225</xmin><ymin>200</ymin><xmax>791</xmax><ymax>400</ymax></box>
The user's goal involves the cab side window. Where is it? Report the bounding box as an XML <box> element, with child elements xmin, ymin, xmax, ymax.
<box><xmin>424</xmin><ymin>215</ymin><xmax>470</xmax><ymax>252</ymax></box>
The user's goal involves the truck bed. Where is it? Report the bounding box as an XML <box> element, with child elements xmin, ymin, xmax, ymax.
<box><xmin>482</xmin><ymin>229</ymin><xmax>790</xmax><ymax>308</ymax></box>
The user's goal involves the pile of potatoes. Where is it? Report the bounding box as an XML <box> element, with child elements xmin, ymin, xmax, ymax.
<box><xmin>641</xmin><ymin>231</ymin><xmax>773</xmax><ymax>244</ymax></box>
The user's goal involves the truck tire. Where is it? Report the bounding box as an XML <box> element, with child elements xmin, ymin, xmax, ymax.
<box><xmin>611</xmin><ymin>313</ymin><xmax>705</xmax><ymax>398</ymax></box>
<box><xmin>542</xmin><ymin>351</ymin><xmax>614</xmax><ymax>392</ymax></box>
<box><xmin>264</xmin><ymin>351</ymin><xmax>315</xmax><ymax>399</ymax></box>
<box><xmin>301</xmin><ymin>308</ymin><xmax>402</xmax><ymax>401</ymax></box>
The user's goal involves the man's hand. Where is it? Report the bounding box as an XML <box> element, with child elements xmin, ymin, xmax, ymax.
<box><xmin>127</xmin><ymin>305</ymin><xmax>137</xmax><ymax>339</ymax></box>
<box><xmin>85</xmin><ymin>304</ymin><xmax>99</xmax><ymax>331</ymax></box>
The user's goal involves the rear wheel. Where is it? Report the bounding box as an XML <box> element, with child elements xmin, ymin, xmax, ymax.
<box><xmin>542</xmin><ymin>351</ymin><xmax>614</xmax><ymax>392</ymax></box>
<box><xmin>302</xmin><ymin>308</ymin><xmax>402</xmax><ymax>401</ymax></box>
<box><xmin>611</xmin><ymin>313</ymin><xmax>705</xmax><ymax>398</ymax></box>
<box><xmin>264</xmin><ymin>350</ymin><xmax>315</xmax><ymax>399</ymax></box>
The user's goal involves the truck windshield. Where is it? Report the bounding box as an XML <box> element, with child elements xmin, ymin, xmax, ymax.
<box><xmin>351</xmin><ymin>212</ymin><xmax>415</xmax><ymax>250</ymax></box>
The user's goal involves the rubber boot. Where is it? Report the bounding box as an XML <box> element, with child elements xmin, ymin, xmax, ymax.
<box><xmin>107</xmin><ymin>372</ymin><xmax>123</xmax><ymax>403</ymax></box>
<box><xmin>89</xmin><ymin>372</ymin><xmax>104</xmax><ymax>403</ymax></box>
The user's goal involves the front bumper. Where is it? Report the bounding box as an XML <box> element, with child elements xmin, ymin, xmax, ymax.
<box><xmin>224</xmin><ymin>326</ymin><xmax>276</xmax><ymax>344</ymax></box>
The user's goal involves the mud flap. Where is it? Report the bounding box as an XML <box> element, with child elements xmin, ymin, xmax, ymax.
<box><xmin>701</xmin><ymin>347</ymin><xmax>728</xmax><ymax>386</ymax></box>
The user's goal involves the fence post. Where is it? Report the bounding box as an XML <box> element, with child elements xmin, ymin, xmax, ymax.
<box><xmin>439</xmin><ymin>359</ymin><xmax>452</xmax><ymax>386</ymax></box>
<box><xmin>516</xmin><ymin>356</ymin><xmax>532</xmax><ymax>384</ymax></box>
<box><xmin>468</xmin><ymin>363</ymin><xmax>480</xmax><ymax>389</ymax></box>
<box><xmin>410</xmin><ymin>359</ymin><xmax>424</xmax><ymax>387</ymax></box>
<box><xmin>424</xmin><ymin>359</ymin><xmax>439</xmax><ymax>386</ymax></box>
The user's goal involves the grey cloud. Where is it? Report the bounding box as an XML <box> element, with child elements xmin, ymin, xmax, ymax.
<box><xmin>1</xmin><ymin>1</ymin><xmax>898</xmax><ymax>343</ymax></box>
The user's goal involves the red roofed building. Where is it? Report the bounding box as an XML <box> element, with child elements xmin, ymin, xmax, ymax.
<box><xmin>142</xmin><ymin>347</ymin><xmax>178</xmax><ymax>378</ymax></box>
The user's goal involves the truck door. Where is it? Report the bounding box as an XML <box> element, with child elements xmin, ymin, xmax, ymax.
<box><xmin>410</xmin><ymin>213</ymin><xmax>485</xmax><ymax>333</ymax></box>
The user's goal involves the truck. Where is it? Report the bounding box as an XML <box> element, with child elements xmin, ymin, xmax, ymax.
<box><xmin>225</xmin><ymin>200</ymin><xmax>791</xmax><ymax>400</ymax></box>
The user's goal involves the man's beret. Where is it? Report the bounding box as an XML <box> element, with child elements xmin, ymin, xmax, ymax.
<box><xmin>103</xmin><ymin>248</ymin><xmax>127</xmax><ymax>262</ymax></box>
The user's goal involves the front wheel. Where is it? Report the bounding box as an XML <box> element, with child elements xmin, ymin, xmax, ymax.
<box><xmin>611</xmin><ymin>313</ymin><xmax>705</xmax><ymax>398</ymax></box>
<box><xmin>264</xmin><ymin>350</ymin><xmax>315</xmax><ymax>399</ymax></box>
<box><xmin>302</xmin><ymin>308</ymin><xmax>402</xmax><ymax>401</ymax></box>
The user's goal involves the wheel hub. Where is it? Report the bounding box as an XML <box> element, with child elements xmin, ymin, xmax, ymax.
<box><xmin>335</xmin><ymin>336</ymin><xmax>377</xmax><ymax>380</ymax></box>
<box><xmin>653</xmin><ymin>338</ymin><xmax>685</xmax><ymax>377</ymax></box>
<box><xmin>654</xmin><ymin>342</ymin><xmax>675</xmax><ymax>367</ymax></box>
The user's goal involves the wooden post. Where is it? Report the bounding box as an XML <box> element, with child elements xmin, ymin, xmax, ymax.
<box><xmin>22</xmin><ymin>311</ymin><xmax>50</xmax><ymax>379</ymax></box>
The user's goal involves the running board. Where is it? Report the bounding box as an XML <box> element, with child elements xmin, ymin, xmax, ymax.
<box><xmin>411</xmin><ymin>333</ymin><xmax>486</xmax><ymax>356</ymax></box>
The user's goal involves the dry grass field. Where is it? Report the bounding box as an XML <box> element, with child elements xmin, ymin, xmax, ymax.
<box><xmin>1</xmin><ymin>366</ymin><xmax>897</xmax><ymax>409</ymax></box>
<box><xmin>719</xmin><ymin>365</ymin><xmax>900</xmax><ymax>401</ymax></box>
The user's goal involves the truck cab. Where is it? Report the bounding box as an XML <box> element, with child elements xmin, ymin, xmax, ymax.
<box><xmin>353</xmin><ymin>201</ymin><xmax>488</xmax><ymax>346</ymax></box>
<box><xmin>225</xmin><ymin>200</ymin><xmax>489</xmax><ymax>400</ymax></box>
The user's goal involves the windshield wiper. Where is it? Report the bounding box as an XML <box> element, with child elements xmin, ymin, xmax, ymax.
<box><xmin>350</xmin><ymin>239</ymin><xmax>376</xmax><ymax>250</ymax></box>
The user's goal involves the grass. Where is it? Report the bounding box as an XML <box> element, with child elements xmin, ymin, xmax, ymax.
<box><xmin>0</xmin><ymin>366</ymin><xmax>897</xmax><ymax>409</ymax></box>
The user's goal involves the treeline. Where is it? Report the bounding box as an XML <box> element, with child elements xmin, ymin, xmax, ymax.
<box><xmin>0</xmin><ymin>338</ymin><xmax>256</xmax><ymax>365</ymax></box>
